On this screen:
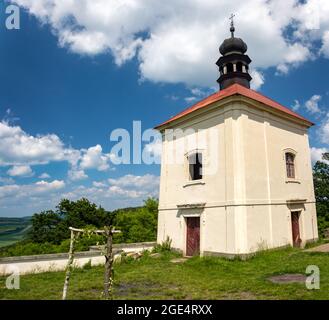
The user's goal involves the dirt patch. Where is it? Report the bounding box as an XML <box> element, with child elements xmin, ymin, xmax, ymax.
<box><xmin>170</xmin><ymin>258</ymin><xmax>189</xmax><ymax>264</ymax></box>
<box><xmin>268</xmin><ymin>274</ymin><xmax>306</xmax><ymax>284</ymax></box>
<box><xmin>304</xmin><ymin>243</ymin><xmax>329</xmax><ymax>253</ymax></box>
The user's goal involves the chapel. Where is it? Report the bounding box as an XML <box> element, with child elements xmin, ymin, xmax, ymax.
<box><xmin>156</xmin><ymin>20</ymin><xmax>318</xmax><ymax>257</ymax></box>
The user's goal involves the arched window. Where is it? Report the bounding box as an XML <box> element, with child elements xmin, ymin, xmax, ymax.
<box><xmin>285</xmin><ymin>152</ymin><xmax>295</xmax><ymax>179</ymax></box>
<box><xmin>236</xmin><ymin>62</ymin><xmax>243</xmax><ymax>72</ymax></box>
<box><xmin>226</xmin><ymin>63</ymin><xmax>233</xmax><ymax>73</ymax></box>
<box><xmin>188</xmin><ymin>152</ymin><xmax>203</xmax><ymax>181</ymax></box>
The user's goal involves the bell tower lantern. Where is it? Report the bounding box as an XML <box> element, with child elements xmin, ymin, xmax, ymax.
<box><xmin>216</xmin><ymin>14</ymin><xmax>252</xmax><ymax>90</ymax></box>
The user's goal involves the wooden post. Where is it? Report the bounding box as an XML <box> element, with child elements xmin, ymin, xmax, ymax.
<box><xmin>104</xmin><ymin>227</ymin><xmax>114</xmax><ymax>300</ymax></box>
<box><xmin>62</xmin><ymin>229</ymin><xmax>76</xmax><ymax>300</ymax></box>
<box><xmin>62</xmin><ymin>226</ymin><xmax>120</xmax><ymax>300</ymax></box>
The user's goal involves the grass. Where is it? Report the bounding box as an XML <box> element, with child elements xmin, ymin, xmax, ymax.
<box><xmin>1</xmin><ymin>247</ymin><xmax>329</xmax><ymax>300</ymax></box>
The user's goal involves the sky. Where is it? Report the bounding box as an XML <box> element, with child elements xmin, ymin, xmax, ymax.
<box><xmin>0</xmin><ymin>0</ymin><xmax>328</xmax><ymax>217</ymax></box>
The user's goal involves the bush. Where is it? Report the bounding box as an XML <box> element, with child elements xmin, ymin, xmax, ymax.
<box><xmin>152</xmin><ymin>237</ymin><xmax>172</xmax><ymax>253</ymax></box>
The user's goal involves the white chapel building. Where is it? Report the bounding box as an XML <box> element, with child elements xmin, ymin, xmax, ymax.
<box><xmin>155</xmin><ymin>23</ymin><xmax>318</xmax><ymax>257</ymax></box>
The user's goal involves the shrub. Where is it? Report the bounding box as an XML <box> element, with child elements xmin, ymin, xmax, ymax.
<box><xmin>152</xmin><ymin>236</ymin><xmax>172</xmax><ymax>253</ymax></box>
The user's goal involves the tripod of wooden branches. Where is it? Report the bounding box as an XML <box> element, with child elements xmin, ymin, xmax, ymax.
<box><xmin>62</xmin><ymin>226</ymin><xmax>121</xmax><ymax>300</ymax></box>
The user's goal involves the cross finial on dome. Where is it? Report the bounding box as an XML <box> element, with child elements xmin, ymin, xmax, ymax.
<box><xmin>229</xmin><ymin>13</ymin><xmax>235</xmax><ymax>38</ymax></box>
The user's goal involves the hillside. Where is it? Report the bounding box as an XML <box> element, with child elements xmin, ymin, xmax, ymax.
<box><xmin>0</xmin><ymin>217</ymin><xmax>31</xmax><ymax>248</ymax></box>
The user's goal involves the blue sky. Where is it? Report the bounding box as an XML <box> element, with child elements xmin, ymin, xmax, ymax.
<box><xmin>0</xmin><ymin>0</ymin><xmax>328</xmax><ymax>217</ymax></box>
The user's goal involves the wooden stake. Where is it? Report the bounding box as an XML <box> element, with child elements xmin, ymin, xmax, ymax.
<box><xmin>62</xmin><ymin>229</ymin><xmax>76</xmax><ymax>300</ymax></box>
<box><xmin>62</xmin><ymin>226</ymin><xmax>120</xmax><ymax>300</ymax></box>
<box><xmin>104</xmin><ymin>227</ymin><xmax>114</xmax><ymax>300</ymax></box>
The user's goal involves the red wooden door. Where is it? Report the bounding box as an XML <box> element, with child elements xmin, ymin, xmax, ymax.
<box><xmin>291</xmin><ymin>212</ymin><xmax>301</xmax><ymax>247</ymax></box>
<box><xmin>186</xmin><ymin>217</ymin><xmax>200</xmax><ymax>256</ymax></box>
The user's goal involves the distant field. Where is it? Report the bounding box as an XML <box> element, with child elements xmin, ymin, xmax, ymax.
<box><xmin>0</xmin><ymin>217</ymin><xmax>31</xmax><ymax>248</ymax></box>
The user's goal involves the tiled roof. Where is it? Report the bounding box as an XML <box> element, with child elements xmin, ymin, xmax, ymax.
<box><xmin>155</xmin><ymin>83</ymin><xmax>314</xmax><ymax>129</ymax></box>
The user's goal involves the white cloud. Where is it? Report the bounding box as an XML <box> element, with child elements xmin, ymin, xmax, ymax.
<box><xmin>292</xmin><ymin>99</ymin><xmax>301</xmax><ymax>111</ymax></box>
<box><xmin>92</xmin><ymin>181</ymin><xmax>107</xmax><ymax>188</ymax></box>
<box><xmin>276</xmin><ymin>43</ymin><xmax>311</xmax><ymax>74</ymax></box>
<box><xmin>0</xmin><ymin>177</ymin><xmax>15</xmax><ymax>185</ymax></box>
<box><xmin>80</xmin><ymin>145</ymin><xmax>113</xmax><ymax>171</ymax></box>
<box><xmin>319</xmin><ymin>113</ymin><xmax>329</xmax><ymax>144</ymax></box>
<box><xmin>250</xmin><ymin>69</ymin><xmax>264</xmax><ymax>90</ymax></box>
<box><xmin>11</xmin><ymin>0</ymin><xmax>329</xmax><ymax>88</ymax></box>
<box><xmin>0</xmin><ymin>180</ymin><xmax>65</xmax><ymax>200</ymax></box>
<box><xmin>0</xmin><ymin>121</ymin><xmax>114</xmax><ymax>180</ymax></box>
<box><xmin>60</xmin><ymin>174</ymin><xmax>159</xmax><ymax>209</ymax></box>
<box><xmin>305</xmin><ymin>95</ymin><xmax>322</xmax><ymax>114</ymax></box>
<box><xmin>321</xmin><ymin>31</ymin><xmax>329</xmax><ymax>57</ymax></box>
<box><xmin>39</xmin><ymin>172</ymin><xmax>51</xmax><ymax>179</ymax></box>
<box><xmin>7</xmin><ymin>165</ymin><xmax>34</xmax><ymax>177</ymax></box>
<box><xmin>68</xmin><ymin>169</ymin><xmax>88</xmax><ymax>181</ymax></box>
<box><xmin>184</xmin><ymin>97</ymin><xmax>197</xmax><ymax>103</ymax></box>
<box><xmin>311</xmin><ymin>147</ymin><xmax>329</xmax><ymax>164</ymax></box>
<box><xmin>292</xmin><ymin>94</ymin><xmax>325</xmax><ymax>115</ymax></box>
<box><xmin>108</xmin><ymin>174</ymin><xmax>160</xmax><ymax>189</ymax></box>
<box><xmin>0</xmin><ymin>121</ymin><xmax>76</xmax><ymax>166</ymax></box>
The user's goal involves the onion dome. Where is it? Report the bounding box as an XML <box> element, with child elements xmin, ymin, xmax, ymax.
<box><xmin>219</xmin><ymin>37</ymin><xmax>248</xmax><ymax>56</ymax></box>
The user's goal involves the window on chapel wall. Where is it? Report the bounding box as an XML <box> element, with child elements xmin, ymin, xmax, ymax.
<box><xmin>188</xmin><ymin>152</ymin><xmax>203</xmax><ymax>181</ymax></box>
<box><xmin>285</xmin><ymin>152</ymin><xmax>296</xmax><ymax>179</ymax></box>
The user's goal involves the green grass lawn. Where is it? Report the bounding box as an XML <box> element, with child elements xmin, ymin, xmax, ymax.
<box><xmin>1</xmin><ymin>247</ymin><xmax>329</xmax><ymax>300</ymax></box>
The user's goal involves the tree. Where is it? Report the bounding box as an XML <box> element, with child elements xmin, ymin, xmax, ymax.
<box><xmin>57</xmin><ymin>198</ymin><xmax>115</xmax><ymax>231</ymax></box>
<box><xmin>28</xmin><ymin>198</ymin><xmax>115</xmax><ymax>244</ymax></box>
<box><xmin>27</xmin><ymin>197</ymin><xmax>158</xmax><ymax>246</ymax></box>
<box><xmin>29</xmin><ymin>210</ymin><xmax>63</xmax><ymax>244</ymax></box>
<box><xmin>113</xmin><ymin>198</ymin><xmax>158</xmax><ymax>243</ymax></box>
<box><xmin>313</xmin><ymin>159</ymin><xmax>329</xmax><ymax>236</ymax></box>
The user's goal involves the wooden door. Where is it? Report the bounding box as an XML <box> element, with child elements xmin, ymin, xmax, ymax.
<box><xmin>186</xmin><ymin>217</ymin><xmax>200</xmax><ymax>256</ymax></box>
<box><xmin>291</xmin><ymin>212</ymin><xmax>301</xmax><ymax>248</ymax></box>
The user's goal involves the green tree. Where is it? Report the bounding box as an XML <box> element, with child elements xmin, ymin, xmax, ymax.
<box><xmin>114</xmin><ymin>198</ymin><xmax>158</xmax><ymax>243</ymax></box>
<box><xmin>57</xmin><ymin>198</ymin><xmax>114</xmax><ymax>230</ymax></box>
<box><xmin>313</xmin><ymin>159</ymin><xmax>329</xmax><ymax>237</ymax></box>
<box><xmin>29</xmin><ymin>210</ymin><xmax>64</xmax><ymax>244</ymax></box>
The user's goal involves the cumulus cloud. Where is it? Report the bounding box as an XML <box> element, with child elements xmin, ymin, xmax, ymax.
<box><xmin>319</xmin><ymin>113</ymin><xmax>329</xmax><ymax>144</ymax></box>
<box><xmin>108</xmin><ymin>174</ymin><xmax>160</xmax><ymax>189</ymax></box>
<box><xmin>68</xmin><ymin>169</ymin><xmax>88</xmax><ymax>181</ymax></box>
<box><xmin>250</xmin><ymin>69</ymin><xmax>265</xmax><ymax>90</ymax></box>
<box><xmin>61</xmin><ymin>174</ymin><xmax>159</xmax><ymax>208</ymax></box>
<box><xmin>11</xmin><ymin>0</ymin><xmax>329</xmax><ymax>88</ymax></box>
<box><xmin>0</xmin><ymin>121</ymin><xmax>114</xmax><ymax>180</ymax></box>
<box><xmin>0</xmin><ymin>121</ymin><xmax>77</xmax><ymax>166</ymax></box>
<box><xmin>321</xmin><ymin>31</ymin><xmax>329</xmax><ymax>57</ymax></box>
<box><xmin>80</xmin><ymin>145</ymin><xmax>114</xmax><ymax>171</ymax></box>
<box><xmin>39</xmin><ymin>173</ymin><xmax>51</xmax><ymax>179</ymax></box>
<box><xmin>305</xmin><ymin>95</ymin><xmax>322</xmax><ymax>114</ymax></box>
<box><xmin>292</xmin><ymin>99</ymin><xmax>301</xmax><ymax>111</ymax></box>
<box><xmin>0</xmin><ymin>180</ymin><xmax>65</xmax><ymax>200</ymax></box>
<box><xmin>311</xmin><ymin>147</ymin><xmax>329</xmax><ymax>164</ymax></box>
<box><xmin>291</xmin><ymin>94</ymin><xmax>324</xmax><ymax>115</ymax></box>
<box><xmin>7</xmin><ymin>165</ymin><xmax>34</xmax><ymax>177</ymax></box>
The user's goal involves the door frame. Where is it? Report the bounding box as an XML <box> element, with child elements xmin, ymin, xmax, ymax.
<box><xmin>185</xmin><ymin>216</ymin><xmax>201</xmax><ymax>256</ymax></box>
<box><xmin>291</xmin><ymin>210</ymin><xmax>302</xmax><ymax>248</ymax></box>
<box><xmin>181</xmin><ymin>212</ymin><xmax>202</xmax><ymax>256</ymax></box>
